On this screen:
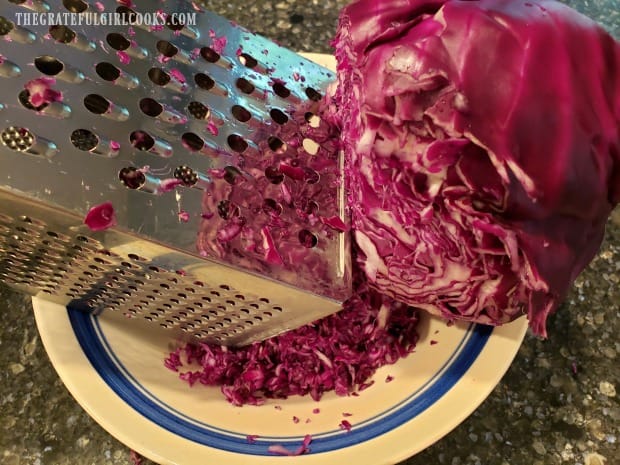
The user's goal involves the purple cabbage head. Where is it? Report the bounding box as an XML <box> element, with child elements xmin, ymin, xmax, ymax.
<box><xmin>332</xmin><ymin>0</ymin><xmax>620</xmax><ymax>335</ymax></box>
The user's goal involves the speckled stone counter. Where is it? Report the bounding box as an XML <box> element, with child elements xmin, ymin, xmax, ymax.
<box><xmin>1</xmin><ymin>1</ymin><xmax>618</xmax><ymax>464</ymax></box>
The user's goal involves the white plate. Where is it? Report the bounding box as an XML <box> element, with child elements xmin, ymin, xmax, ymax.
<box><xmin>32</xmin><ymin>54</ymin><xmax>528</xmax><ymax>465</ymax></box>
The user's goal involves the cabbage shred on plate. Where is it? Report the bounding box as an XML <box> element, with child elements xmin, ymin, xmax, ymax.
<box><xmin>165</xmin><ymin>272</ymin><xmax>419</xmax><ymax>406</ymax></box>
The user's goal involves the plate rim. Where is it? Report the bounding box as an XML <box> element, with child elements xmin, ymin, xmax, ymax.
<box><xmin>33</xmin><ymin>296</ymin><xmax>527</xmax><ymax>465</ymax></box>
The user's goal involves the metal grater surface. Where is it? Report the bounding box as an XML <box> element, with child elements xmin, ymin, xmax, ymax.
<box><xmin>0</xmin><ymin>0</ymin><xmax>351</xmax><ymax>346</ymax></box>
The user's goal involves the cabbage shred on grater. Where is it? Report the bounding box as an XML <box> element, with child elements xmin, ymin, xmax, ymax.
<box><xmin>0</xmin><ymin>0</ymin><xmax>351</xmax><ymax>346</ymax></box>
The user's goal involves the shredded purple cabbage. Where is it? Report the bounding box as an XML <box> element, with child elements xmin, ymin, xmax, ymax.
<box><xmin>267</xmin><ymin>434</ymin><xmax>313</xmax><ymax>456</ymax></box>
<box><xmin>165</xmin><ymin>274</ymin><xmax>418</xmax><ymax>406</ymax></box>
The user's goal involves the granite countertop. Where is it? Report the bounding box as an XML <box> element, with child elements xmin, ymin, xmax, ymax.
<box><xmin>1</xmin><ymin>1</ymin><xmax>618</xmax><ymax>464</ymax></box>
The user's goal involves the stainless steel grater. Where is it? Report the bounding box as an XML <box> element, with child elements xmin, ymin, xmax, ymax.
<box><xmin>0</xmin><ymin>0</ymin><xmax>351</xmax><ymax>346</ymax></box>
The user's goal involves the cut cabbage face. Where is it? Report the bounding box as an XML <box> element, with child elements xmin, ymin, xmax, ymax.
<box><xmin>331</xmin><ymin>0</ymin><xmax>620</xmax><ymax>335</ymax></box>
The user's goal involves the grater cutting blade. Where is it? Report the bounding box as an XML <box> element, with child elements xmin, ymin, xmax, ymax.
<box><xmin>0</xmin><ymin>0</ymin><xmax>351</xmax><ymax>346</ymax></box>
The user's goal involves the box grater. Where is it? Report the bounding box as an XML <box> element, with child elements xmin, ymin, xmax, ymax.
<box><xmin>0</xmin><ymin>0</ymin><xmax>351</xmax><ymax>346</ymax></box>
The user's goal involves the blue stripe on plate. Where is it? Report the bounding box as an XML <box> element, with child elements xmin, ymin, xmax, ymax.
<box><xmin>91</xmin><ymin>314</ymin><xmax>473</xmax><ymax>438</ymax></box>
<box><xmin>68</xmin><ymin>309</ymin><xmax>493</xmax><ymax>455</ymax></box>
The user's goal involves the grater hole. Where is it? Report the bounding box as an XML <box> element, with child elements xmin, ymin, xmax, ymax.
<box><xmin>95</xmin><ymin>62</ymin><xmax>120</xmax><ymax>81</ymax></box>
<box><xmin>166</xmin><ymin>15</ymin><xmax>185</xmax><ymax>31</ymax></box>
<box><xmin>235</xmin><ymin>78</ymin><xmax>255</xmax><ymax>94</ymax></box>
<box><xmin>305</xmin><ymin>87</ymin><xmax>322</xmax><ymax>102</ymax></box>
<box><xmin>18</xmin><ymin>90</ymin><xmax>44</xmax><ymax>111</ymax></box>
<box><xmin>227</xmin><ymin>134</ymin><xmax>248</xmax><ymax>153</ymax></box>
<box><xmin>0</xmin><ymin>17</ymin><xmax>14</xmax><ymax>36</ymax></box>
<box><xmin>264</xmin><ymin>166</ymin><xmax>284</xmax><ymax>184</ymax></box>
<box><xmin>22</xmin><ymin>216</ymin><xmax>45</xmax><ymax>228</ymax></box>
<box><xmin>303</xmin><ymin>138</ymin><xmax>319</xmax><ymax>155</ymax></box>
<box><xmin>93</xmin><ymin>256</ymin><xmax>111</xmax><ymax>266</ymax></box>
<box><xmin>63</xmin><ymin>0</ymin><xmax>87</xmax><ymax>13</ymax></box>
<box><xmin>139</xmin><ymin>98</ymin><xmax>163</xmax><ymax>117</ymax></box>
<box><xmin>49</xmin><ymin>25</ymin><xmax>76</xmax><ymax>44</ymax></box>
<box><xmin>194</xmin><ymin>73</ymin><xmax>214</xmax><ymax>90</ymax></box>
<box><xmin>262</xmin><ymin>198</ymin><xmax>282</xmax><ymax>216</ymax></box>
<box><xmin>156</xmin><ymin>40</ymin><xmax>178</xmax><ymax>57</ymax></box>
<box><xmin>120</xmin><ymin>260</ymin><xmax>138</xmax><ymax>269</ymax></box>
<box><xmin>119</xmin><ymin>167</ymin><xmax>146</xmax><ymax>189</ymax></box>
<box><xmin>187</xmin><ymin>101</ymin><xmax>209</xmax><ymax>119</ymax></box>
<box><xmin>223</xmin><ymin>166</ymin><xmax>242</xmax><ymax>184</ymax></box>
<box><xmin>84</xmin><ymin>94</ymin><xmax>110</xmax><ymax>114</ymax></box>
<box><xmin>298</xmin><ymin>229</ymin><xmax>318</xmax><ymax>248</ymax></box>
<box><xmin>272</xmin><ymin>82</ymin><xmax>291</xmax><ymax>99</ymax></box>
<box><xmin>106</xmin><ymin>33</ymin><xmax>130</xmax><ymax>51</ymax></box>
<box><xmin>76</xmin><ymin>235</ymin><xmax>95</xmax><ymax>244</ymax></box>
<box><xmin>267</xmin><ymin>137</ymin><xmax>286</xmax><ymax>153</ymax></box>
<box><xmin>270</xmin><ymin>109</ymin><xmax>288</xmax><ymax>125</ymax></box>
<box><xmin>181</xmin><ymin>132</ymin><xmax>204</xmax><ymax>152</ymax></box>
<box><xmin>217</xmin><ymin>200</ymin><xmax>240</xmax><ymax>220</ymax></box>
<box><xmin>304</xmin><ymin>199</ymin><xmax>319</xmax><ymax>215</ymax></box>
<box><xmin>231</xmin><ymin>105</ymin><xmax>251</xmax><ymax>123</ymax></box>
<box><xmin>238</xmin><ymin>53</ymin><xmax>257</xmax><ymax>68</ymax></box>
<box><xmin>148</xmin><ymin>68</ymin><xmax>170</xmax><ymax>86</ymax></box>
<box><xmin>304</xmin><ymin>168</ymin><xmax>320</xmax><ymax>185</ymax></box>
<box><xmin>1</xmin><ymin>126</ymin><xmax>34</xmax><ymax>151</ymax></box>
<box><xmin>116</xmin><ymin>6</ymin><xmax>138</xmax><ymax>23</ymax></box>
<box><xmin>34</xmin><ymin>56</ymin><xmax>64</xmax><ymax>76</ymax></box>
<box><xmin>174</xmin><ymin>165</ymin><xmax>198</xmax><ymax>186</ymax></box>
<box><xmin>304</xmin><ymin>112</ymin><xmax>321</xmax><ymax>127</ymax></box>
<box><xmin>200</xmin><ymin>47</ymin><xmax>220</xmax><ymax>63</ymax></box>
<box><xmin>70</xmin><ymin>129</ymin><xmax>98</xmax><ymax>151</ymax></box>
<box><xmin>130</xmin><ymin>131</ymin><xmax>155</xmax><ymax>151</ymax></box>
